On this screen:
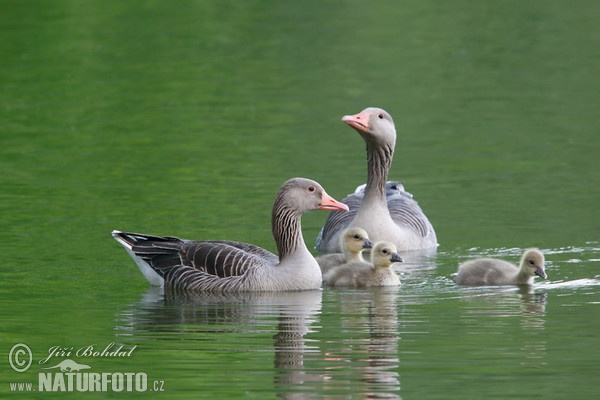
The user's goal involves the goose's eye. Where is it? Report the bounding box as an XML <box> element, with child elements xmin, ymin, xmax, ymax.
<box><xmin>378</xmin><ymin>113</ymin><xmax>384</xmax><ymax>119</ymax></box>
<box><xmin>354</xmin><ymin>234</ymin><xmax>360</xmax><ymax>239</ymax></box>
<box><xmin>528</xmin><ymin>259</ymin><xmax>534</xmax><ymax>265</ymax></box>
<box><xmin>382</xmin><ymin>249</ymin><xmax>389</xmax><ymax>255</ymax></box>
<box><xmin>307</xmin><ymin>186</ymin><xmax>316</xmax><ymax>193</ymax></box>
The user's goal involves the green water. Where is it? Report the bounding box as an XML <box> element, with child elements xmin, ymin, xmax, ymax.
<box><xmin>1</xmin><ymin>1</ymin><xmax>599</xmax><ymax>398</ymax></box>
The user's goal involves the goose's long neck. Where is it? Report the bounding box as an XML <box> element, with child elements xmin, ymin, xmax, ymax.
<box><xmin>272</xmin><ymin>203</ymin><xmax>305</xmax><ymax>260</ymax></box>
<box><xmin>364</xmin><ymin>141</ymin><xmax>394</xmax><ymax>202</ymax></box>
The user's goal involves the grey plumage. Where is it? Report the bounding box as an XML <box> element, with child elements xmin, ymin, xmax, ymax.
<box><xmin>323</xmin><ymin>241</ymin><xmax>403</xmax><ymax>288</ymax></box>
<box><xmin>454</xmin><ymin>248</ymin><xmax>547</xmax><ymax>286</ymax></box>
<box><xmin>316</xmin><ymin>227</ymin><xmax>373</xmax><ymax>274</ymax></box>
<box><xmin>112</xmin><ymin>178</ymin><xmax>349</xmax><ymax>292</ymax></box>
<box><xmin>316</xmin><ymin>107</ymin><xmax>437</xmax><ymax>254</ymax></box>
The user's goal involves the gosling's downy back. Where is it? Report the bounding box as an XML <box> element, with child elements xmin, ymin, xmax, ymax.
<box><xmin>454</xmin><ymin>248</ymin><xmax>547</xmax><ymax>286</ymax></box>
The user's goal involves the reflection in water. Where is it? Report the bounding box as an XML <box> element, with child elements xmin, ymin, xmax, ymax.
<box><xmin>363</xmin><ymin>288</ymin><xmax>402</xmax><ymax>399</ymax></box>
<box><xmin>117</xmin><ymin>287</ymin><xmax>322</xmax><ymax>330</ymax></box>
<box><xmin>273</xmin><ymin>311</ymin><xmax>324</xmax><ymax>400</ymax></box>
<box><xmin>321</xmin><ymin>287</ymin><xmax>402</xmax><ymax>399</ymax></box>
<box><xmin>116</xmin><ymin>287</ymin><xmax>324</xmax><ymax>398</ymax></box>
<box><xmin>518</xmin><ymin>290</ymin><xmax>548</xmax><ymax>367</ymax></box>
<box><xmin>458</xmin><ymin>286</ymin><xmax>548</xmax><ymax>367</ymax></box>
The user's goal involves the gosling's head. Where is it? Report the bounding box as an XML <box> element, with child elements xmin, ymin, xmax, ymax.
<box><xmin>371</xmin><ymin>241</ymin><xmax>403</xmax><ymax>268</ymax></box>
<box><xmin>520</xmin><ymin>248</ymin><xmax>547</xmax><ymax>279</ymax></box>
<box><xmin>341</xmin><ymin>227</ymin><xmax>373</xmax><ymax>255</ymax></box>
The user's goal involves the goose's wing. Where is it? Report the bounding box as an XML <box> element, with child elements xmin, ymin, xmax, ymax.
<box><xmin>180</xmin><ymin>240</ymin><xmax>279</xmax><ymax>277</ymax></box>
<box><xmin>162</xmin><ymin>241</ymin><xmax>280</xmax><ymax>292</ymax></box>
<box><xmin>386</xmin><ymin>194</ymin><xmax>433</xmax><ymax>238</ymax></box>
<box><xmin>113</xmin><ymin>232</ymin><xmax>278</xmax><ymax>283</ymax></box>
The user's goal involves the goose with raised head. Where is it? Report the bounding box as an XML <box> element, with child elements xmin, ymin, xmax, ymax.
<box><xmin>112</xmin><ymin>178</ymin><xmax>349</xmax><ymax>292</ymax></box>
<box><xmin>323</xmin><ymin>241</ymin><xmax>403</xmax><ymax>287</ymax></box>
<box><xmin>316</xmin><ymin>227</ymin><xmax>373</xmax><ymax>274</ymax></box>
<box><xmin>454</xmin><ymin>248</ymin><xmax>547</xmax><ymax>286</ymax></box>
<box><xmin>316</xmin><ymin>107</ymin><xmax>437</xmax><ymax>254</ymax></box>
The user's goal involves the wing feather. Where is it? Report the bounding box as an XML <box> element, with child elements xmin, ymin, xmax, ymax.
<box><xmin>115</xmin><ymin>232</ymin><xmax>279</xmax><ymax>282</ymax></box>
<box><xmin>183</xmin><ymin>240</ymin><xmax>278</xmax><ymax>278</ymax></box>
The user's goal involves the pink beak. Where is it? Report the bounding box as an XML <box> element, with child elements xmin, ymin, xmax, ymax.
<box><xmin>341</xmin><ymin>110</ymin><xmax>371</xmax><ymax>132</ymax></box>
<box><xmin>319</xmin><ymin>192</ymin><xmax>349</xmax><ymax>212</ymax></box>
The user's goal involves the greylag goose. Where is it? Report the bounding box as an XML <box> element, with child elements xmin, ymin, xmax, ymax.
<box><xmin>316</xmin><ymin>107</ymin><xmax>437</xmax><ymax>254</ymax></box>
<box><xmin>454</xmin><ymin>248</ymin><xmax>548</xmax><ymax>286</ymax></box>
<box><xmin>112</xmin><ymin>178</ymin><xmax>349</xmax><ymax>292</ymax></box>
<box><xmin>316</xmin><ymin>227</ymin><xmax>373</xmax><ymax>274</ymax></box>
<box><xmin>323</xmin><ymin>241</ymin><xmax>403</xmax><ymax>287</ymax></box>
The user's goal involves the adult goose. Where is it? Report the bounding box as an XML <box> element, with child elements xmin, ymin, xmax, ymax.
<box><xmin>316</xmin><ymin>227</ymin><xmax>373</xmax><ymax>274</ymax></box>
<box><xmin>316</xmin><ymin>107</ymin><xmax>437</xmax><ymax>254</ymax></box>
<box><xmin>323</xmin><ymin>241</ymin><xmax>403</xmax><ymax>287</ymax></box>
<box><xmin>454</xmin><ymin>248</ymin><xmax>547</xmax><ymax>286</ymax></box>
<box><xmin>112</xmin><ymin>178</ymin><xmax>349</xmax><ymax>292</ymax></box>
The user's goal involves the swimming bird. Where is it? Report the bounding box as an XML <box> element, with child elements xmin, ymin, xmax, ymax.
<box><xmin>112</xmin><ymin>178</ymin><xmax>349</xmax><ymax>292</ymax></box>
<box><xmin>316</xmin><ymin>107</ymin><xmax>437</xmax><ymax>254</ymax></box>
<box><xmin>316</xmin><ymin>227</ymin><xmax>373</xmax><ymax>274</ymax></box>
<box><xmin>454</xmin><ymin>248</ymin><xmax>548</xmax><ymax>286</ymax></box>
<box><xmin>323</xmin><ymin>241</ymin><xmax>403</xmax><ymax>287</ymax></box>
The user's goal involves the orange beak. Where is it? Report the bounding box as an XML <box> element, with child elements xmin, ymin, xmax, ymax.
<box><xmin>341</xmin><ymin>110</ymin><xmax>371</xmax><ymax>133</ymax></box>
<box><xmin>319</xmin><ymin>192</ymin><xmax>349</xmax><ymax>212</ymax></box>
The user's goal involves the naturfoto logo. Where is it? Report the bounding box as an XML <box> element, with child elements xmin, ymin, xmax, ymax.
<box><xmin>8</xmin><ymin>343</ymin><xmax>165</xmax><ymax>393</ymax></box>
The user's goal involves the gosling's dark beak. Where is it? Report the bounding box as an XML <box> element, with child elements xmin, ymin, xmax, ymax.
<box><xmin>362</xmin><ymin>238</ymin><xmax>374</xmax><ymax>250</ymax></box>
<box><xmin>535</xmin><ymin>267</ymin><xmax>547</xmax><ymax>279</ymax></box>
<box><xmin>391</xmin><ymin>252</ymin><xmax>403</xmax><ymax>263</ymax></box>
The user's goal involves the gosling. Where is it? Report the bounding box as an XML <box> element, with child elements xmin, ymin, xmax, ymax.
<box><xmin>323</xmin><ymin>241</ymin><xmax>403</xmax><ymax>287</ymax></box>
<box><xmin>316</xmin><ymin>227</ymin><xmax>373</xmax><ymax>274</ymax></box>
<box><xmin>454</xmin><ymin>248</ymin><xmax>547</xmax><ymax>286</ymax></box>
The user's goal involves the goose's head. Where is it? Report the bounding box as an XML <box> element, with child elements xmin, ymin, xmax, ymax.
<box><xmin>341</xmin><ymin>107</ymin><xmax>396</xmax><ymax>148</ymax></box>
<box><xmin>275</xmin><ymin>178</ymin><xmax>349</xmax><ymax>215</ymax></box>
<box><xmin>521</xmin><ymin>248</ymin><xmax>547</xmax><ymax>280</ymax></box>
<box><xmin>371</xmin><ymin>241</ymin><xmax>403</xmax><ymax>268</ymax></box>
<box><xmin>341</xmin><ymin>227</ymin><xmax>373</xmax><ymax>256</ymax></box>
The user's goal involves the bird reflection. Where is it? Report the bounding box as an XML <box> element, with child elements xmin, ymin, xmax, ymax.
<box><xmin>362</xmin><ymin>288</ymin><xmax>402</xmax><ymax>399</ymax></box>
<box><xmin>116</xmin><ymin>287</ymin><xmax>324</xmax><ymax>397</ymax></box>
<box><xmin>458</xmin><ymin>285</ymin><xmax>548</xmax><ymax>367</ymax></box>
<box><xmin>320</xmin><ymin>286</ymin><xmax>402</xmax><ymax>400</ymax></box>
<box><xmin>519</xmin><ymin>290</ymin><xmax>548</xmax><ymax>367</ymax></box>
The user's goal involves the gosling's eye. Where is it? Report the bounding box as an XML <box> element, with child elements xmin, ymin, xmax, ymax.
<box><xmin>354</xmin><ymin>234</ymin><xmax>361</xmax><ymax>239</ymax></box>
<box><xmin>382</xmin><ymin>249</ymin><xmax>389</xmax><ymax>255</ymax></box>
<box><xmin>307</xmin><ymin>186</ymin><xmax>316</xmax><ymax>193</ymax></box>
<box><xmin>378</xmin><ymin>113</ymin><xmax>384</xmax><ymax>119</ymax></box>
<box><xmin>528</xmin><ymin>259</ymin><xmax>534</xmax><ymax>265</ymax></box>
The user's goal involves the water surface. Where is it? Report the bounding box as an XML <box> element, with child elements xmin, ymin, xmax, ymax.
<box><xmin>1</xmin><ymin>1</ymin><xmax>598</xmax><ymax>398</ymax></box>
